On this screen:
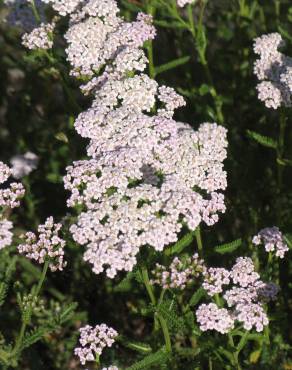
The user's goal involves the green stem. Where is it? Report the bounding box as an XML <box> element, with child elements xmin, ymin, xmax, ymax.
<box><xmin>156</xmin><ymin>313</ymin><xmax>172</xmax><ymax>352</ymax></box>
<box><xmin>146</xmin><ymin>2</ymin><xmax>156</xmax><ymax>79</ymax></box>
<box><xmin>140</xmin><ymin>268</ymin><xmax>172</xmax><ymax>352</ymax></box>
<box><xmin>30</xmin><ymin>0</ymin><xmax>41</xmax><ymax>23</ymax></box>
<box><xmin>277</xmin><ymin>109</ymin><xmax>287</xmax><ymax>193</ymax></box>
<box><xmin>228</xmin><ymin>334</ymin><xmax>241</xmax><ymax>370</ymax></box>
<box><xmin>141</xmin><ymin>267</ymin><xmax>156</xmax><ymax>305</ymax></box>
<box><xmin>187</xmin><ymin>2</ymin><xmax>224</xmax><ymax>124</ymax></box>
<box><xmin>12</xmin><ymin>260</ymin><xmax>49</xmax><ymax>357</ymax></box>
<box><xmin>195</xmin><ymin>227</ymin><xmax>203</xmax><ymax>256</ymax></box>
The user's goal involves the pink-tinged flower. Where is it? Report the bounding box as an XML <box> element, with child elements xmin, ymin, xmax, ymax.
<box><xmin>74</xmin><ymin>324</ymin><xmax>118</xmax><ymax>365</ymax></box>
<box><xmin>252</xmin><ymin>226</ymin><xmax>289</xmax><ymax>259</ymax></box>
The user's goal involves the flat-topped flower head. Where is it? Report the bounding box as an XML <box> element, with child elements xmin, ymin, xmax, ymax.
<box><xmin>0</xmin><ymin>219</ymin><xmax>13</xmax><ymax>250</ymax></box>
<box><xmin>253</xmin><ymin>33</ymin><xmax>292</xmax><ymax>109</ymax></box>
<box><xmin>252</xmin><ymin>226</ymin><xmax>289</xmax><ymax>259</ymax></box>
<box><xmin>22</xmin><ymin>21</ymin><xmax>56</xmax><ymax>50</ymax></box>
<box><xmin>18</xmin><ymin>216</ymin><xmax>66</xmax><ymax>271</ymax></box>
<box><xmin>151</xmin><ymin>253</ymin><xmax>206</xmax><ymax>290</ymax></box>
<box><xmin>196</xmin><ymin>303</ymin><xmax>235</xmax><ymax>334</ymax></box>
<box><xmin>0</xmin><ymin>161</ymin><xmax>25</xmax><ymax>209</ymax></box>
<box><xmin>230</xmin><ymin>257</ymin><xmax>260</xmax><ymax>287</ymax></box>
<box><xmin>203</xmin><ymin>267</ymin><xmax>230</xmax><ymax>296</ymax></box>
<box><xmin>74</xmin><ymin>324</ymin><xmax>118</xmax><ymax>365</ymax></box>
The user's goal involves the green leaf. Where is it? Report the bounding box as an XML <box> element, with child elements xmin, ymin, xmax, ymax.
<box><xmin>0</xmin><ymin>257</ymin><xmax>16</xmax><ymax>307</ymax></box>
<box><xmin>198</xmin><ymin>84</ymin><xmax>210</xmax><ymax>96</ymax></box>
<box><xmin>157</xmin><ymin>301</ymin><xmax>185</xmax><ymax>332</ymax></box>
<box><xmin>165</xmin><ymin>231</ymin><xmax>196</xmax><ymax>256</ymax></box>
<box><xmin>21</xmin><ymin>325</ymin><xmax>58</xmax><ymax>351</ymax></box>
<box><xmin>284</xmin><ymin>234</ymin><xmax>292</xmax><ymax>249</ymax></box>
<box><xmin>154</xmin><ymin>20</ymin><xmax>187</xmax><ymax>29</ymax></box>
<box><xmin>126</xmin><ymin>347</ymin><xmax>170</xmax><ymax>370</ymax></box>
<box><xmin>55</xmin><ymin>132</ymin><xmax>69</xmax><ymax>143</ymax></box>
<box><xmin>247</xmin><ymin>130</ymin><xmax>277</xmax><ymax>149</ymax></box>
<box><xmin>118</xmin><ymin>336</ymin><xmax>152</xmax><ymax>354</ymax></box>
<box><xmin>189</xmin><ymin>287</ymin><xmax>205</xmax><ymax>307</ymax></box>
<box><xmin>155</xmin><ymin>56</ymin><xmax>190</xmax><ymax>76</ymax></box>
<box><xmin>214</xmin><ymin>239</ymin><xmax>242</xmax><ymax>254</ymax></box>
<box><xmin>250</xmin><ymin>349</ymin><xmax>261</xmax><ymax>364</ymax></box>
<box><xmin>276</xmin><ymin>158</ymin><xmax>292</xmax><ymax>167</ymax></box>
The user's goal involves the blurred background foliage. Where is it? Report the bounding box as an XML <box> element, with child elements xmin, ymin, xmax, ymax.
<box><xmin>0</xmin><ymin>0</ymin><xmax>292</xmax><ymax>368</ymax></box>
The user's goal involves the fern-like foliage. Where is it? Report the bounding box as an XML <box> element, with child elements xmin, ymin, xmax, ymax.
<box><xmin>165</xmin><ymin>231</ymin><xmax>196</xmax><ymax>256</ymax></box>
<box><xmin>247</xmin><ymin>130</ymin><xmax>277</xmax><ymax>149</ymax></box>
<box><xmin>126</xmin><ymin>347</ymin><xmax>170</xmax><ymax>370</ymax></box>
<box><xmin>214</xmin><ymin>239</ymin><xmax>242</xmax><ymax>254</ymax></box>
<box><xmin>0</xmin><ymin>257</ymin><xmax>16</xmax><ymax>307</ymax></box>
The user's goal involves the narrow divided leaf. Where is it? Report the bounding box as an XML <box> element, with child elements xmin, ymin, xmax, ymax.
<box><xmin>126</xmin><ymin>347</ymin><xmax>169</xmax><ymax>370</ymax></box>
<box><xmin>214</xmin><ymin>239</ymin><xmax>242</xmax><ymax>254</ymax></box>
<box><xmin>155</xmin><ymin>56</ymin><xmax>190</xmax><ymax>76</ymax></box>
<box><xmin>165</xmin><ymin>231</ymin><xmax>195</xmax><ymax>256</ymax></box>
<box><xmin>247</xmin><ymin>130</ymin><xmax>277</xmax><ymax>149</ymax></box>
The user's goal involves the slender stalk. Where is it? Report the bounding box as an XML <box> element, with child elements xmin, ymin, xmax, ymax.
<box><xmin>186</xmin><ymin>2</ymin><xmax>224</xmax><ymax>124</ymax></box>
<box><xmin>146</xmin><ymin>1</ymin><xmax>156</xmax><ymax>79</ymax></box>
<box><xmin>30</xmin><ymin>0</ymin><xmax>41</xmax><ymax>23</ymax></box>
<box><xmin>12</xmin><ymin>260</ymin><xmax>49</xmax><ymax>357</ymax></box>
<box><xmin>140</xmin><ymin>267</ymin><xmax>172</xmax><ymax>352</ymax></box>
<box><xmin>228</xmin><ymin>333</ymin><xmax>241</xmax><ymax>370</ymax></box>
<box><xmin>195</xmin><ymin>227</ymin><xmax>203</xmax><ymax>256</ymax></box>
<box><xmin>277</xmin><ymin>109</ymin><xmax>287</xmax><ymax>193</ymax></box>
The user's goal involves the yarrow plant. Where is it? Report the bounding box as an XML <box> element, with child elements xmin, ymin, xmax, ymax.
<box><xmin>253</xmin><ymin>32</ymin><xmax>292</xmax><ymax>109</ymax></box>
<box><xmin>1</xmin><ymin>0</ymin><xmax>291</xmax><ymax>369</ymax></box>
<box><xmin>18</xmin><ymin>216</ymin><xmax>66</xmax><ymax>271</ymax></box>
<box><xmin>74</xmin><ymin>324</ymin><xmax>118</xmax><ymax>365</ymax></box>
<box><xmin>252</xmin><ymin>226</ymin><xmax>289</xmax><ymax>258</ymax></box>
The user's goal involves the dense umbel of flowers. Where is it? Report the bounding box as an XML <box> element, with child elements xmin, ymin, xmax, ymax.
<box><xmin>151</xmin><ymin>253</ymin><xmax>206</xmax><ymax>289</ymax></box>
<box><xmin>0</xmin><ymin>161</ymin><xmax>25</xmax><ymax>249</ymax></box>
<box><xmin>252</xmin><ymin>227</ymin><xmax>289</xmax><ymax>258</ymax></box>
<box><xmin>196</xmin><ymin>257</ymin><xmax>278</xmax><ymax>333</ymax></box>
<box><xmin>50</xmin><ymin>0</ymin><xmax>229</xmax><ymax>278</ymax></box>
<box><xmin>74</xmin><ymin>324</ymin><xmax>118</xmax><ymax>365</ymax></box>
<box><xmin>16</xmin><ymin>0</ymin><xmax>227</xmax><ymax>278</ymax></box>
<box><xmin>22</xmin><ymin>21</ymin><xmax>55</xmax><ymax>50</ymax></box>
<box><xmin>18</xmin><ymin>216</ymin><xmax>66</xmax><ymax>271</ymax></box>
<box><xmin>253</xmin><ymin>33</ymin><xmax>292</xmax><ymax>109</ymax></box>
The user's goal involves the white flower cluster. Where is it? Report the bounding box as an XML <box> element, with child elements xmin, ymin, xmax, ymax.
<box><xmin>202</xmin><ymin>267</ymin><xmax>230</xmax><ymax>296</ymax></box>
<box><xmin>101</xmin><ymin>367</ymin><xmax>118</xmax><ymax>370</ymax></box>
<box><xmin>18</xmin><ymin>216</ymin><xmax>66</xmax><ymax>271</ymax></box>
<box><xmin>253</xmin><ymin>33</ymin><xmax>292</xmax><ymax>109</ymax></box>
<box><xmin>10</xmin><ymin>152</ymin><xmax>39</xmax><ymax>179</ymax></box>
<box><xmin>4</xmin><ymin>0</ymin><xmax>46</xmax><ymax>32</ymax></box>
<box><xmin>252</xmin><ymin>226</ymin><xmax>289</xmax><ymax>258</ymax></box>
<box><xmin>196</xmin><ymin>303</ymin><xmax>234</xmax><ymax>334</ymax></box>
<box><xmin>55</xmin><ymin>0</ymin><xmax>228</xmax><ymax>278</ymax></box>
<box><xmin>177</xmin><ymin>0</ymin><xmax>195</xmax><ymax>7</ymax></box>
<box><xmin>0</xmin><ymin>161</ymin><xmax>25</xmax><ymax>250</ymax></box>
<box><xmin>41</xmin><ymin>0</ymin><xmax>81</xmax><ymax>16</ymax></box>
<box><xmin>0</xmin><ymin>161</ymin><xmax>25</xmax><ymax>209</ymax></box>
<box><xmin>151</xmin><ymin>253</ymin><xmax>206</xmax><ymax>289</ymax></box>
<box><xmin>0</xmin><ymin>219</ymin><xmax>13</xmax><ymax>250</ymax></box>
<box><xmin>196</xmin><ymin>257</ymin><xmax>278</xmax><ymax>333</ymax></box>
<box><xmin>22</xmin><ymin>21</ymin><xmax>55</xmax><ymax>50</ymax></box>
<box><xmin>74</xmin><ymin>324</ymin><xmax>118</xmax><ymax>366</ymax></box>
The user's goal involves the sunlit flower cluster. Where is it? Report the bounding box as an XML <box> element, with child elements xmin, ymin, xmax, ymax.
<box><xmin>18</xmin><ymin>216</ymin><xmax>66</xmax><ymax>271</ymax></box>
<box><xmin>151</xmin><ymin>253</ymin><xmax>206</xmax><ymax>289</ymax></box>
<box><xmin>0</xmin><ymin>161</ymin><xmax>25</xmax><ymax>250</ymax></box>
<box><xmin>253</xmin><ymin>33</ymin><xmax>292</xmax><ymax>109</ymax></box>
<box><xmin>54</xmin><ymin>0</ymin><xmax>228</xmax><ymax>278</ymax></box>
<box><xmin>197</xmin><ymin>257</ymin><xmax>278</xmax><ymax>333</ymax></box>
<box><xmin>74</xmin><ymin>324</ymin><xmax>118</xmax><ymax>365</ymax></box>
<box><xmin>0</xmin><ymin>161</ymin><xmax>25</xmax><ymax>209</ymax></box>
<box><xmin>252</xmin><ymin>226</ymin><xmax>289</xmax><ymax>258</ymax></box>
<box><xmin>0</xmin><ymin>219</ymin><xmax>13</xmax><ymax>250</ymax></box>
<box><xmin>22</xmin><ymin>21</ymin><xmax>55</xmax><ymax>50</ymax></box>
